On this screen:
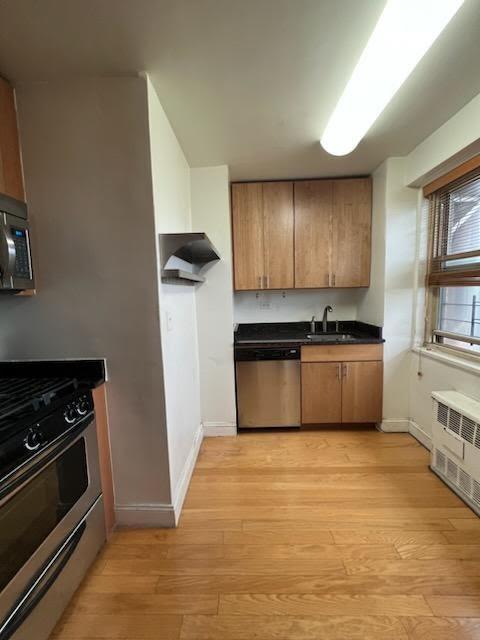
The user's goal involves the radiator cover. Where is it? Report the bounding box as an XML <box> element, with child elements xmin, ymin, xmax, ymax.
<box><xmin>431</xmin><ymin>390</ymin><xmax>480</xmax><ymax>517</ymax></box>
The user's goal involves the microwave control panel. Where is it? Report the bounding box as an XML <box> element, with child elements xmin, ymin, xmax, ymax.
<box><xmin>11</xmin><ymin>227</ymin><xmax>31</xmax><ymax>279</ymax></box>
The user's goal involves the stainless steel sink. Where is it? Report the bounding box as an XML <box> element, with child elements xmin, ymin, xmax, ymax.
<box><xmin>307</xmin><ymin>333</ymin><xmax>356</xmax><ymax>342</ymax></box>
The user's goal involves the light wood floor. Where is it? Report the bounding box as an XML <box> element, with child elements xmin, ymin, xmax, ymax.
<box><xmin>52</xmin><ymin>429</ymin><xmax>480</xmax><ymax>639</ymax></box>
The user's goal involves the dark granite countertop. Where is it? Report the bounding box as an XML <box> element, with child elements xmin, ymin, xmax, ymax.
<box><xmin>234</xmin><ymin>321</ymin><xmax>383</xmax><ymax>347</ymax></box>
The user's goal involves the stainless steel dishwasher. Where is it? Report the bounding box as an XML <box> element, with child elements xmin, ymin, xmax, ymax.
<box><xmin>235</xmin><ymin>346</ymin><xmax>301</xmax><ymax>428</ymax></box>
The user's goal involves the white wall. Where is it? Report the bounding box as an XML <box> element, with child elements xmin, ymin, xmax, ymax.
<box><xmin>406</xmin><ymin>91</ymin><xmax>480</xmax><ymax>187</ymax></box>
<box><xmin>405</xmin><ymin>90</ymin><xmax>480</xmax><ymax>446</ymax></box>
<box><xmin>191</xmin><ymin>166</ymin><xmax>236</xmax><ymax>434</ymax></box>
<box><xmin>410</xmin><ymin>352</ymin><xmax>480</xmax><ymax>440</ymax></box>
<box><xmin>357</xmin><ymin>161</ymin><xmax>386</xmax><ymax>327</ymax></box>
<box><xmin>382</xmin><ymin>159</ymin><xmax>418</xmax><ymax>427</ymax></box>
<box><xmin>146</xmin><ymin>79</ymin><xmax>202</xmax><ymax>515</ymax></box>
<box><xmin>234</xmin><ymin>289</ymin><xmax>366</xmax><ymax>324</ymax></box>
<box><xmin>0</xmin><ymin>77</ymin><xmax>173</xmax><ymax>513</ymax></box>
<box><xmin>358</xmin><ymin>158</ymin><xmax>418</xmax><ymax>430</ymax></box>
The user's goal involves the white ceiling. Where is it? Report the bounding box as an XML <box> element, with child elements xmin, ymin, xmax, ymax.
<box><xmin>0</xmin><ymin>0</ymin><xmax>479</xmax><ymax>180</ymax></box>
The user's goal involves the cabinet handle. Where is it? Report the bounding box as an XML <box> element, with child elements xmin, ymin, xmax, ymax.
<box><xmin>336</xmin><ymin>364</ymin><xmax>341</xmax><ymax>380</ymax></box>
<box><xmin>264</xmin><ymin>275</ymin><xmax>269</xmax><ymax>289</ymax></box>
<box><xmin>258</xmin><ymin>276</ymin><xmax>262</xmax><ymax>290</ymax></box>
<box><xmin>342</xmin><ymin>363</ymin><xmax>347</xmax><ymax>378</ymax></box>
<box><xmin>332</xmin><ymin>273</ymin><xmax>336</xmax><ymax>287</ymax></box>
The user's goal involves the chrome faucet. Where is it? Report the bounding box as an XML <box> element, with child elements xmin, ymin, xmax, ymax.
<box><xmin>322</xmin><ymin>305</ymin><xmax>333</xmax><ymax>333</ymax></box>
<box><xmin>310</xmin><ymin>315</ymin><xmax>316</xmax><ymax>334</ymax></box>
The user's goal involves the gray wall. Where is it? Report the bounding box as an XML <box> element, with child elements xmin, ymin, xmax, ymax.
<box><xmin>0</xmin><ymin>77</ymin><xmax>171</xmax><ymax>508</ymax></box>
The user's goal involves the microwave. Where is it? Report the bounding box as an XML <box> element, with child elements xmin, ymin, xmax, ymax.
<box><xmin>0</xmin><ymin>193</ymin><xmax>34</xmax><ymax>291</ymax></box>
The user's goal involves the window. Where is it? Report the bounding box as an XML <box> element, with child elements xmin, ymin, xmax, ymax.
<box><xmin>426</xmin><ymin>165</ymin><xmax>480</xmax><ymax>357</ymax></box>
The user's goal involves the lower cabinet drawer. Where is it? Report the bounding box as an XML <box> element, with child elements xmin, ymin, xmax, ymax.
<box><xmin>301</xmin><ymin>343</ymin><xmax>383</xmax><ymax>363</ymax></box>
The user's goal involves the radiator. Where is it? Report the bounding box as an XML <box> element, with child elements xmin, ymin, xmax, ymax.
<box><xmin>431</xmin><ymin>390</ymin><xmax>480</xmax><ymax>516</ymax></box>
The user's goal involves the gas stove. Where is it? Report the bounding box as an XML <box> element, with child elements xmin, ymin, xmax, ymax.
<box><xmin>0</xmin><ymin>372</ymin><xmax>103</xmax><ymax>640</ymax></box>
<box><xmin>0</xmin><ymin>377</ymin><xmax>93</xmax><ymax>483</ymax></box>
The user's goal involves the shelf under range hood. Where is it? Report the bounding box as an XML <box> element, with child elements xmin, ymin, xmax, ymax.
<box><xmin>159</xmin><ymin>233</ymin><xmax>220</xmax><ymax>284</ymax></box>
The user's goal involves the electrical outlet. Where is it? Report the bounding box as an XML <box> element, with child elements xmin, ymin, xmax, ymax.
<box><xmin>260</xmin><ymin>300</ymin><xmax>271</xmax><ymax>309</ymax></box>
<box><xmin>165</xmin><ymin>311</ymin><xmax>173</xmax><ymax>332</ymax></box>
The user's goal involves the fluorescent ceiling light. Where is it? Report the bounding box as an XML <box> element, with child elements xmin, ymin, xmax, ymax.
<box><xmin>320</xmin><ymin>0</ymin><xmax>464</xmax><ymax>156</ymax></box>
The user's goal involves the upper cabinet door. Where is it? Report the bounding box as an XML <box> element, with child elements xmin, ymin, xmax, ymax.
<box><xmin>0</xmin><ymin>78</ymin><xmax>25</xmax><ymax>202</ymax></box>
<box><xmin>294</xmin><ymin>180</ymin><xmax>332</xmax><ymax>288</ymax></box>
<box><xmin>332</xmin><ymin>178</ymin><xmax>371</xmax><ymax>287</ymax></box>
<box><xmin>232</xmin><ymin>183</ymin><xmax>264</xmax><ymax>290</ymax></box>
<box><xmin>263</xmin><ymin>181</ymin><xmax>294</xmax><ymax>289</ymax></box>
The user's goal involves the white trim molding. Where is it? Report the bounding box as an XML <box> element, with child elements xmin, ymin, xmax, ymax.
<box><xmin>378</xmin><ymin>419</ymin><xmax>410</xmax><ymax>433</ymax></box>
<box><xmin>412</xmin><ymin>346</ymin><xmax>480</xmax><ymax>376</ymax></box>
<box><xmin>409</xmin><ymin>420</ymin><xmax>432</xmax><ymax>451</ymax></box>
<box><xmin>115</xmin><ymin>424</ymin><xmax>204</xmax><ymax>528</ymax></box>
<box><xmin>378</xmin><ymin>418</ymin><xmax>432</xmax><ymax>450</ymax></box>
<box><xmin>203</xmin><ymin>422</ymin><xmax>237</xmax><ymax>437</ymax></box>
<box><xmin>171</xmin><ymin>424</ymin><xmax>204</xmax><ymax>524</ymax></box>
<box><xmin>115</xmin><ymin>503</ymin><xmax>176</xmax><ymax>528</ymax></box>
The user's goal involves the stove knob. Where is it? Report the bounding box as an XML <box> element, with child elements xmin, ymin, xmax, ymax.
<box><xmin>64</xmin><ymin>406</ymin><xmax>77</xmax><ymax>424</ymax></box>
<box><xmin>25</xmin><ymin>427</ymin><xmax>42</xmax><ymax>451</ymax></box>
<box><xmin>76</xmin><ymin>397</ymin><xmax>89</xmax><ymax>416</ymax></box>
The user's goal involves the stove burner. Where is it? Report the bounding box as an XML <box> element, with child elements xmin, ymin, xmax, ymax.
<box><xmin>0</xmin><ymin>377</ymin><xmax>78</xmax><ymax>435</ymax></box>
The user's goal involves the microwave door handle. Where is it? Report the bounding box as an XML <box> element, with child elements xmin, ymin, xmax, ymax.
<box><xmin>0</xmin><ymin>521</ymin><xmax>86</xmax><ymax>640</ymax></box>
<box><xmin>0</xmin><ymin>223</ymin><xmax>16</xmax><ymax>282</ymax></box>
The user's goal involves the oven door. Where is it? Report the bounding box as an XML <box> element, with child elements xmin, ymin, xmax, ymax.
<box><xmin>0</xmin><ymin>418</ymin><xmax>102</xmax><ymax>632</ymax></box>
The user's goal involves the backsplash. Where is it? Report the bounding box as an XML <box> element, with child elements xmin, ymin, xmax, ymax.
<box><xmin>233</xmin><ymin>289</ymin><xmax>368</xmax><ymax>324</ymax></box>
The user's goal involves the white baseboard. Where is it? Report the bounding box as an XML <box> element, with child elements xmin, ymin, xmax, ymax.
<box><xmin>378</xmin><ymin>419</ymin><xmax>410</xmax><ymax>433</ymax></box>
<box><xmin>409</xmin><ymin>420</ymin><xmax>432</xmax><ymax>451</ymax></box>
<box><xmin>115</xmin><ymin>424</ymin><xmax>204</xmax><ymax>528</ymax></box>
<box><xmin>377</xmin><ymin>418</ymin><xmax>432</xmax><ymax>451</ymax></box>
<box><xmin>172</xmin><ymin>424</ymin><xmax>204</xmax><ymax>524</ymax></box>
<box><xmin>115</xmin><ymin>503</ymin><xmax>176</xmax><ymax>528</ymax></box>
<box><xmin>203</xmin><ymin>422</ymin><xmax>237</xmax><ymax>436</ymax></box>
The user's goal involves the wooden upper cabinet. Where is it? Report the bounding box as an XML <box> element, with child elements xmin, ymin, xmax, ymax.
<box><xmin>232</xmin><ymin>181</ymin><xmax>294</xmax><ymax>290</ymax></box>
<box><xmin>294</xmin><ymin>180</ymin><xmax>332</xmax><ymax>288</ymax></box>
<box><xmin>263</xmin><ymin>181</ymin><xmax>294</xmax><ymax>289</ymax></box>
<box><xmin>231</xmin><ymin>176</ymin><xmax>372</xmax><ymax>291</ymax></box>
<box><xmin>0</xmin><ymin>77</ymin><xmax>25</xmax><ymax>202</ymax></box>
<box><xmin>232</xmin><ymin>183</ymin><xmax>264</xmax><ymax>290</ymax></box>
<box><xmin>332</xmin><ymin>178</ymin><xmax>371</xmax><ymax>287</ymax></box>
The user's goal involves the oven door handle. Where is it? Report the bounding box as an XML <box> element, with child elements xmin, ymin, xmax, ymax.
<box><xmin>0</xmin><ymin>521</ymin><xmax>86</xmax><ymax>640</ymax></box>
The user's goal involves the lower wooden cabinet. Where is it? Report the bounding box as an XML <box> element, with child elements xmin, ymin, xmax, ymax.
<box><xmin>341</xmin><ymin>361</ymin><xmax>383</xmax><ymax>423</ymax></box>
<box><xmin>301</xmin><ymin>362</ymin><xmax>342</xmax><ymax>424</ymax></box>
<box><xmin>301</xmin><ymin>345</ymin><xmax>383</xmax><ymax>425</ymax></box>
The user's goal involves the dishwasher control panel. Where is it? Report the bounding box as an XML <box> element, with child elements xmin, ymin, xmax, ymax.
<box><xmin>234</xmin><ymin>347</ymin><xmax>300</xmax><ymax>361</ymax></box>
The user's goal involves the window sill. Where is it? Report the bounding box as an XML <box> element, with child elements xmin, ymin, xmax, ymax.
<box><xmin>412</xmin><ymin>345</ymin><xmax>480</xmax><ymax>376</ymax></box>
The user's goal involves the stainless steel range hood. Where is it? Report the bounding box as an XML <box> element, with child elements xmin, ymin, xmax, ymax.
<box><xmin>159</xmin><ymin>233</ymin><xmax>221</xmax><ymax>284</ymax></box>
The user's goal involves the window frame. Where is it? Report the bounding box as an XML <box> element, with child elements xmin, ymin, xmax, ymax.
<box><xmin>424</xmin><ymin>162</ymin><xmax>480</xmax><ymax>360</ymax></box>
